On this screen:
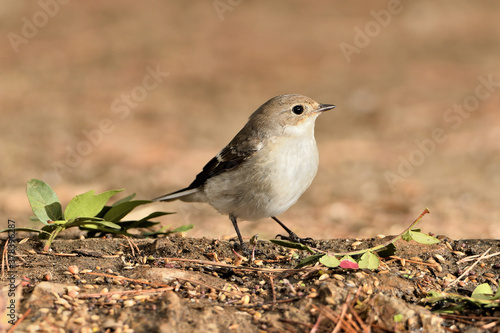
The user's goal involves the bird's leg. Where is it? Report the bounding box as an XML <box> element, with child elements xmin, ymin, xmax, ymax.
<box><xmin>229</xmin><ymin>214</ymin><xmax>251</xmax><ymax>255</ymax></box>
<box><xmin>272</xmin><ymin>216</ymin><xmax>316</xmax><ymax>246</ymax></box>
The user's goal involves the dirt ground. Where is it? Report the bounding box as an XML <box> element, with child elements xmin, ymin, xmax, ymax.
<box><xmin>1</xmin><ymin>2</ymin><xmax>500</xmax><ymax>332</ymax></box>
<box><xmin>1</xmin><ymin>235</ymin><xmax>499</xmax><ymax>332</ymax></box>
<box><xmin>1</xmin><ymin>1</ymin><xmax>500</xmax><ymax>241</ymax></box>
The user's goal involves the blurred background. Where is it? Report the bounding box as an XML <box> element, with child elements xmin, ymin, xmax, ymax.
<box><xmin>1</xmin><ymin>1</ymin><xmax>499</xmax><ymax>241</ymax></box>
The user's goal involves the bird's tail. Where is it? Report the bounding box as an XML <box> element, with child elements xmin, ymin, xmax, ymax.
<box><xmin>153</xmin><ymin>187</ymin><xmax>199</xmax><ymax>202</ymax></box>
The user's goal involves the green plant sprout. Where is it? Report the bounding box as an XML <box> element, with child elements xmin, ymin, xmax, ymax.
<box><xmin>0</xmin><ymin>179</ymin><xmax>192</xmax><ymax>251</ymax></box>
<box><xmin>425</xmin><ymin>283</ymin><xmax>500</xmax><ymax>312</ymax></box>
<box><xmin>271</xmin><ymin>208</ymin><xmax>438</xmax><ymax>270</ymax></box>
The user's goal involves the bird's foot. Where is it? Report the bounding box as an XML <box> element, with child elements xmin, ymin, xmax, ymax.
<box><xmin>232</xmin><ymin>241</ymin><xmax>263</xmax><ymax>258</ymax></box>
<box><xmin>232</xmin><ymin>241</ymin><xmax>252</xmax><ymax>257</ymax></box>
<box><xmin>275</xmin><ymin>233</ymin><xmax>316</xmax><ymax>247</ymax></box>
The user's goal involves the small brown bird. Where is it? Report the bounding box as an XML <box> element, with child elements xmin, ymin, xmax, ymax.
<box><xmin>155</xmin><ymin>94</ymin><xmax>335</xmax><ymax>251</ymax></box>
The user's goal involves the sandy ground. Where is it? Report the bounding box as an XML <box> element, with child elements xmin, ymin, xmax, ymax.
<box><xmin>1</xmin><ymin>1</ymin><xmax>500</xmax><ymax>241</ymax></box>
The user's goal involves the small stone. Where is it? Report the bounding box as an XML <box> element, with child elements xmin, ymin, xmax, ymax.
<box><xmin>318</xmin><ymin>274</ymin><xmax>329</xmax><ymax>281</ymax></box>
<box><xmin>332</xmin><ymin>274</ymin><xmax>345</xmax><ymax>281</ymax></box>
<box><xmin>241</xmin><ymin>295</ymin><xmax>250</xmax><ymax>305</ymax></box>
<box><xmin>433</xmin><ymin>254</ymin><xmax>446</xmax><ymax>263</ymax></box>
<box><xmin>123</xmin><ymin>300</ymin><xmax>135</xmax><ymax>307</ymax></box>
<box><xmin>68</xmin><ymin>266</ymin><xmax>79</xmax><ymax>275</ymax></box>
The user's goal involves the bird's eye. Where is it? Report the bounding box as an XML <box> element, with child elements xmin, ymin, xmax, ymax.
<box><xmin>292</xmin><ymin>105</ymin><xmax>304</xmax><ymax>115</ymax></box>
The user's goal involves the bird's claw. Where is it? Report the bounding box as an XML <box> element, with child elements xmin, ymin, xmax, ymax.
<box><xmin>275</xmin><ymin>234</ymin><xmax>316</xmax><ymax>247</ymax></box>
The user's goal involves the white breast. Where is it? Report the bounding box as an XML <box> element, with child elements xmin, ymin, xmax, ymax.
<box><xmin>204</xmin><ymin>119</ymin><xmax>320</xmax><ymax>221</ymax></box>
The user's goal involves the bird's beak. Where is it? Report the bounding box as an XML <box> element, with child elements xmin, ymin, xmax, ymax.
<box><xmin>316</xmin><ymin>104</ymin><xmax>336</xmax><ymax>112</ymax></box>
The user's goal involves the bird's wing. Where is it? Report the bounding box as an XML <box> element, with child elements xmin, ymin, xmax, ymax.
<box><xmin>187</xmin><ymin>136</ymin><xmax>263</xmax><ymax>189</ymax></box>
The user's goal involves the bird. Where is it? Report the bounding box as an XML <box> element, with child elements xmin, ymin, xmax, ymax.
<box><xmin>154</xmin><ymin>94</ymin><xmax>335</xmax><ymax>252</ymax></box>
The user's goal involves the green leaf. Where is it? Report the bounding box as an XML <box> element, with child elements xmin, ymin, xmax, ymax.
<box><xmin>26</xmin><ymin>179</ymin><xmax>63</xmax><ymax>225</ymax></box>
<box><xmin>295</xmin><ymin>253</ymin><xmax>324</xmax><ymax>269</ymax></box>
<box><xmin>112</xmin><ymin>193</ymin><xmax>137</xmax><ymax>206</ymax></box>
<box><xmin>64</xmin><ymin>189</ymin><xmax>123</xmax><ymax>220</ymax></box>
<box><xmin>142</xmin><ymin>224</ymin><xmax>193</xmax><ymax>237</ymax></box>
<box><xmin>95</xmin><ymin>206</ymin><xmax>112</xmax><ymax>218</ymax></box>
<box><xmin>319</xmin><ymin>255</ymin><xmax>341</xmax><ymax>268</ymax></box>
<box><xmin>494</xmin><ymin>282</ymin><xmax>500</xmax><ymax>300</ymax></box>
<box><xmin>472</xmin><ymin>283</ymin><xmax>494</xmax><ymax>300</ymax></box>
<box><xmin>358</xmin><ymin>251</ymin><xmax>380</xmax><ymax>270</ymax></box>
<box><xmin>117</xmin><ymin>220</ymin><xmax>160</xmax><ymax>230</ymax></box>
<box><xmin>408</xmin><ymin>230</ymin><xmax>440</xmax><ymax>245</ymax></box>
<box><xmin>117</xmin><ymin>211</ymin><xmax>173</xmax><ymax>231</ymax></box>
<box><xmin>66</xmin><ymin>217</ymin><xmax>121</xmax><ymax>229</ymax></box>
<box><xmin>376</xmin><ymin>243</ymin><xmax>397</xmax><ymax>257</ymax></box>
<box><xmin>139</xmin><ymin>211</ymin><xmax>175</xmax><ymax>221</ymax></box>
<box><xmin>270</xmin><ymin>239</ymin><xmax>316</xmax><ymax>253</ymax></box>
<box><xmin>170</xmin><ymin>224</ymin><xmax>194</xmax><ymax>233</ymax></box>
<box><xmin>103</xmin><ymin>200</ymin><xmax>152</xmax><ymax>222</ymax></box>
<box><xmin>0</xmin><ymin>227</ymin><xmax>51</xmax><ymax>236</ymax></box>
<box><xmin>401</xmin><ymin>230</ymin><xmax>412</xmax><ymax>242</ymax></box>
<box><xmin>393</xmin><ymin>314</ymin><xmax>403</xmax><ymax>323</ymax></box>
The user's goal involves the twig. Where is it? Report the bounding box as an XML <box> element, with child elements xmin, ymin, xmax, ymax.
<box><xmin>327</xmin><ymin>208</ymin><xmax>431</xmax><ymax>257</ymax></box>
<box><xmin>7</xmin><ymin>307</ymin><xmax>31</xmax><ymax>333</ymax></box>
<box><xmin>348</xmin><ymin>303</ymin><xmax>368</xmax><ymax>333</ymax></box>
<box><xmin>279</xmin><ymin>318</ymin><xmax>314</xmax><ymax>330</ymax></box>
<box><xmin>1</xmin><ymin>239</ymin><xmax>9</xmax><ymax>278</ymax></box>
<box><xmin>332</xmin><ymin>295</ymin><xmax>352</xmax><ymax>333</ymax></box>
<box><xmin>389</xmin><ymin>256</ymin><xmax>439</xmax><ymax>267</ymax></box>
<box><xmin>78</xmin><ymin>287</ymin><xmax>173</xmax><ymax>299</ymax></box>
<box><xmin>348</xmin><ymin>289</ymin><xmax>367</xmax><ymax>332</ymax></box>
<box><xmin>85</xmin><ymin>271</ymin><xmax>243</xmax><ymax>297</ymax></box>
<box><xmin>447</xmin><ymin>247</ymin><xmax>491</xmax><ymax>288</ymax></box>
<box><xmin>310</xmin><ymin>313</ymin><xmax>323</xmax><ymax>333</ymax></box>
<box><xmin>439</xmin><ymin>314</ymin><xmax>500</xmax><ymax>321</ymax></box>
<box><xmin>162</xmin><ymin>257</ymin><xmax>311</xmax><ymax>273</ymax></box>
<box><xmin>178</xmin><ymin>276</ymin><xmax>243</xmax><ymax>297</ymax></box>
<box><xmin>269</xmin><ymin>274</ymin><xmax>276</xmax><ymax>306</ymax></box>
<box><xmin>482</xmin><ymin>322</ymin><xmax>497</xmax><ymax>330</ymax></box>
<box><xmin>122</xmin><ymin>235</ymin><xmax>140</xmax><ymax>256</ymax></box>
<box><xmin>457</xmin><ymin>251</ymin><xmax>500</xmax><ymax>264</ymax></box>
<box><xmin>85</xmin><ymin>272</ymin><xmax>170</xmax><ymax>287</ymax></box>
<box><xmin>37</xmin><ymin>252</ymin><xmax>78</xmax><ymax>257</ymax></box>
<box><xmin>223</xmin><ymin>297</ymin><xmax>299</xmax><ymax>308</ymax></box>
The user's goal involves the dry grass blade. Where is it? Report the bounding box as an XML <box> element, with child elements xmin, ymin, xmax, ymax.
<box><xmin>2</xmin><ymin>238</ymin><xmax>9</xmax><ymax>278</ymax></box>
<box><xmin>162</xmin><ymin>257</ymin><xmax>314</xmax><ymax>273</ymax></box>
<box><xmin>269</xmin><ymin>273</ymin><xmax>276</xmax><ymax>306</ymax></box>
<box><xmin>447</xmin><ymin>247</ymin><xmax>491</xmax><ymax>288</ymax></box>
<box><xmin>309</xmin><ymin>313</ymin><xmax>323</xmax><ymax>333</ymax></box>
<box><xmin>78</xmin><ymin>287</ymin><xmax>173</xmax><ymax>299</ymax></box>
<box><xmin>456</xmin><ymin>251</ymin><xmax>500</xmax><ymax>264</ymax></box>
<box><xmin>122</xmin><ymin>235</ymin><xmax>140</xmax><ymax>256</ymax></box>
<box><xmin>86</xmin><ymin>272</ymin><xmax>169</xmax><ymax>287</ymax></box>
<box><xmin>85</xmin><ymin>271</ymin><xmax>243</xmax><ymax>296</ymax></box>
<box><xmin>6</xmin><ymin>307</ymin><xmax>31</xmax><ymax>333</ymax></box>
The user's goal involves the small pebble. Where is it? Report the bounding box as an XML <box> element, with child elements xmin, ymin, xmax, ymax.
<box><xmin>123</xmin><ymin>300</ymin><xmax>135</xmax><ymax>307</ymax></box>
<box><xmin>68</xmin><ymin>266</ymin><xmax>79</xmax><ymax>275</ymax></box>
